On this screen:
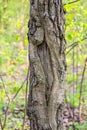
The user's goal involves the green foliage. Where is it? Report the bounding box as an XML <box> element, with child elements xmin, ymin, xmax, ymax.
<box><xmin>74</xmin><ymin>122</ymin><xmax>87</xmax><ymax>130</ymax></box>
<box><xmin>0</xmin><ymin>0</ymin><xmax>29</xmax><ymax>129</ymax></box>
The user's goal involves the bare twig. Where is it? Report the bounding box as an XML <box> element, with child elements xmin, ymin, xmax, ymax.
<box><xmin>79</xmin><ymin>58</ymin><xmax>87</xmax><ymax>122</ymax></box>
<box><xmin>66</xmin><ymin>37</ymin><xmax>87</xmax><ymax>49</ymax></box>
<box><xmin>0</xmin><ymin>75</ymin><xmax>10</xmax><ymax>102</ymax></box>
<box><xmin>66</xmin><ymin>37</ymin><xmax>87</xmax><ymax>55</ymax></box>
<box><xmin>22</xmin><ymin>66</ymin><xmax>29</xmax><ymax>130</ymax></box>
<box><xmin>66</xmin><ymin>43</ymin><xmax>78</xmax><ymax>55</ymax></box>
<box><xmin>72</xmin><ymin>48</ymin><xmax>75</xmax><ymax>129</ymax></box>
<box><xmin>0</xmin><ymin>118</ymin><xmax>3</xmax><ymax>130</ymax></box>
<box><xmin>0</xmin><ymin>66</ymin><xmax>29</xmax><ymax>129</ymax></box>
<box><xmin>0</xmin><ymin>103</ymin><xmax>10</xmax><ymax>130</ymax></box>
<box><xmin>65</xmin><ymin>91</ymin><xmax>73</xmax><ymax>118</ymax></box>
<box><xmin>76</xmin><ymin>46</ymin><xmax>78</xmax><ymax>88</ymax></box>
<box><xmin>64</xmin><ymin>0</ymin><xmax>80</xmax><ymax>6</ymax></box>
<box><xmin>3</xmin><ymin>103</ymin><xmax>10</xmax><ymax>130</ymax></box>
<box><xmin>11</xmin><ymin>78</ymin><xmax>27</xmax><ymax>102</ymax></box>
<box><xmin>0</xmin><ymin>75</ymin><xmax>10</xmax><ymax>130</ymax></box>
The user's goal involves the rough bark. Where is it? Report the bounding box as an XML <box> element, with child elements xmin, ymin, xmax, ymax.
<box><xmin>27</xmin><ymin>0</ymin><xmax>66</xmax><ymax>130</ymax></box>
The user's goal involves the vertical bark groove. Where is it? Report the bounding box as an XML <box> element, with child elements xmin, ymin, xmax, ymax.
<box><xmin>27</xmin><ymin>0</ymin><xmax>66</xmax><ymax>130</ymax></box>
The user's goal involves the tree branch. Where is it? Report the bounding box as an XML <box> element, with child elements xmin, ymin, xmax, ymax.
<box><xmin>0</xmin><ymin>75</ymin><xmax>10</xmax><ymax>102</ymax></box>
<box><xmin>0</xmin><ymin>118</ymin><xmax>3</xmax><ymax>130</ymax></box>
<box><xmin>64</xmin><ymin>0</ymin><xmax>80</xmax><ymax>6</ymax></box>
<box><xmin>66</xmin><ymin>37</ymin><xmax>87</xmax><ymax>55</ymax></box>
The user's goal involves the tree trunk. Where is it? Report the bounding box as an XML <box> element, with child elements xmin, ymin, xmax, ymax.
<box><xmin>27</xmin><ymin>0</ymin><xmax>66</xmax><ymax>130</ymax></box>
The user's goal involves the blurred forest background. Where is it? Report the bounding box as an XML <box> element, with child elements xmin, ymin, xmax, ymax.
<box><xmin>0</xmin><ymin>0</ymin><xmax>87</xmax><ymax>130</ymax></box>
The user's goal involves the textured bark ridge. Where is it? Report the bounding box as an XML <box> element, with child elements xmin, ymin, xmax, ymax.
<box><xmin>27</xmin><ymin>0</ymin><xmax>66</xmax><ymax>130</ymax></box>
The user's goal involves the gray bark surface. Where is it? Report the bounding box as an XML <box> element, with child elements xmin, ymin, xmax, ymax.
<box><xmin>27</xmin><ymin>0</ymin><xmax>66</xmax><ymax>130</ymax></box>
